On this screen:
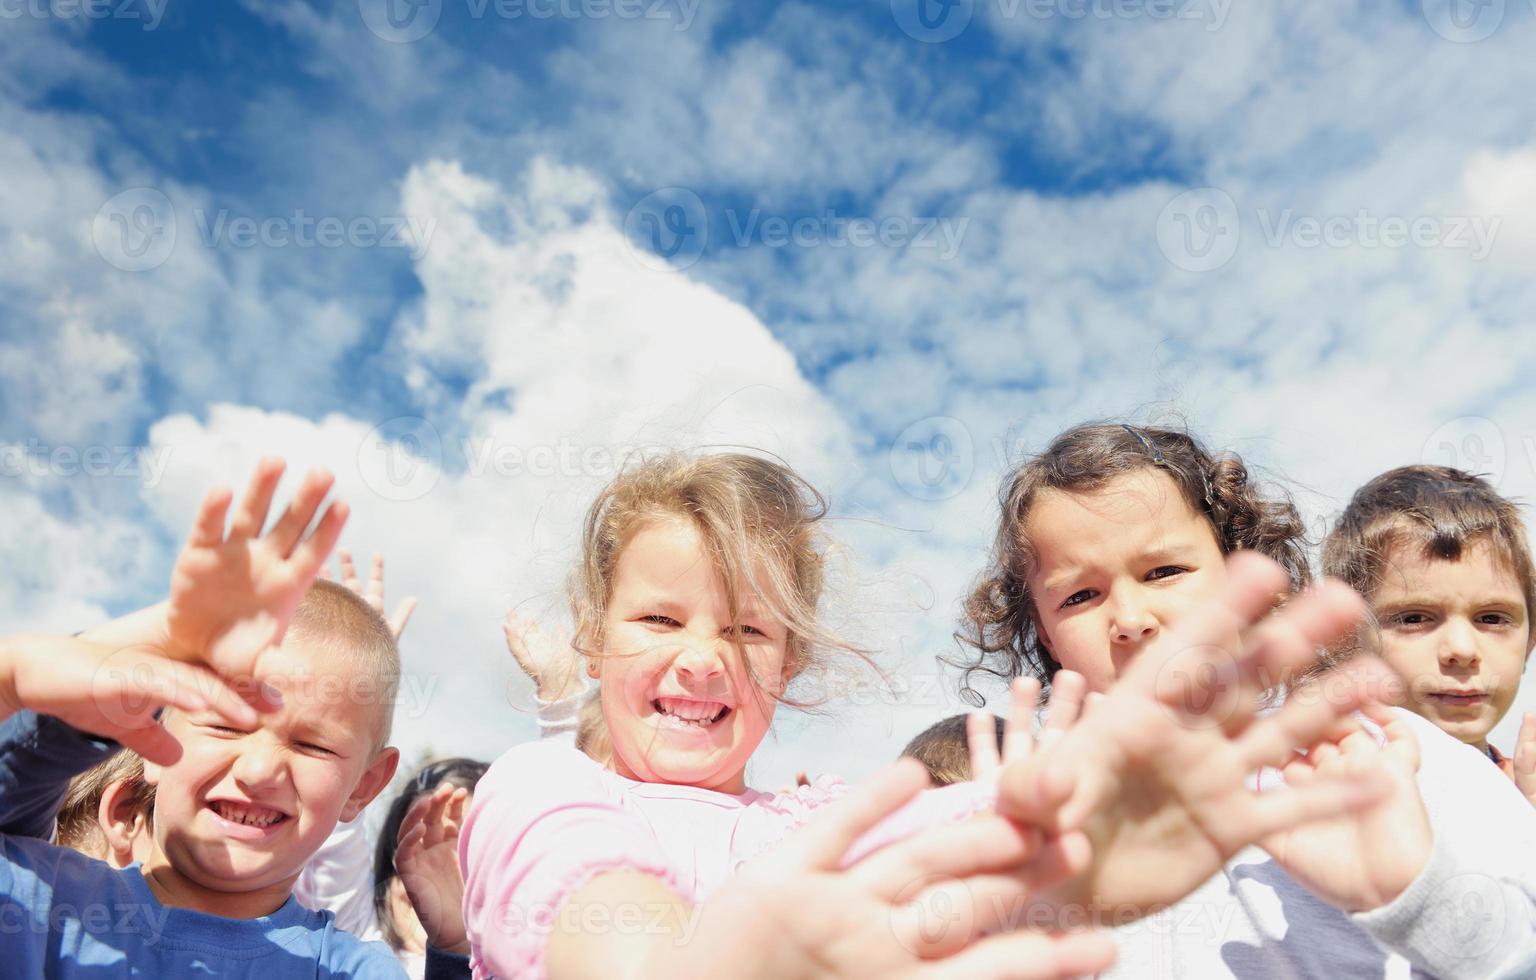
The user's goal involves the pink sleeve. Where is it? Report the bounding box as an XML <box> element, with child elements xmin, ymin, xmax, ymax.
<box><xmin>460</xmin><ymin>740</ymin><xmax>691</xmax><ymax>979</ymax></box>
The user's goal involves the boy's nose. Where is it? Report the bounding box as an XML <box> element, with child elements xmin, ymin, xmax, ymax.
<box><xmin>1440</xmin><ymin>620</ymin><xmax>1480</xmax><ymax>666</ymax></box>
<box><xmin>230</xmin><ymin>741</ymin><xmax>290</xmax><ymax>790</ymax></box>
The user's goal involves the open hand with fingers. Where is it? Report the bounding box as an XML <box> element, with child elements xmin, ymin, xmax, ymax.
<box><xmin>1260</xmin><ymin>702</ymin><xmax>1430</xmax><ymax>910</ymax></box>
<box><xmin>967</xmin><ymin>672</ymin><xmax>1090</xmax><ymax>787</ymax></box>
<box><xmin>996</xmin><ymin>553</ymin><xmax>1400</xmax><ymax>922</ymax></box>
<box><xmin>0</xmin><ymin>634</ymin><xmax>258</xmax><ymax>765</ymax></box>
<box><xmin>503</xmin><ymin>611</ymin><xmax>585</xmax><ymax>704</ymax></box>
<box><xmin>320</xmin><ymin>549</ymin><xmax>418</xmax><ymax>639</ymax></box>
<box><xmin>397</xmin><ymin>782</ymin><xmax>472</xmax><ymax>954</ymax></box>
<box><xmin>164</xmin><ymin>457</ymin><xmax>348</xmax><ymax>689</ymax></box>
<box><xmin>641</xmin><ymin>760</ymin><xmax>1117</xmax><ymax>980</ymax></box>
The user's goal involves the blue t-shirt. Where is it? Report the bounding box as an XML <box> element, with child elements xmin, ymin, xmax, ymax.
<box><xmin>0</xmin><ymin>711</ymin><xmax>405</xmax><ymax>978</ymax></box>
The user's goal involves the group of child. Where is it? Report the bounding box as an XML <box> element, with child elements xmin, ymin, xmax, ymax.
<box><xmin>2</xmin><ymin>421</ymin><xmax>1535</xmax><ymax>978</ymax></box>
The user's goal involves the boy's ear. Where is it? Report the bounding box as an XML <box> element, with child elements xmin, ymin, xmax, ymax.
<box><xmin>341</xmin><ymin>746</ymin><xmax>400</xmax><ymax>823</ymax></box>
<box><xmin>97</xmin><ymin>778</ymin><xmax>150</xmax><ymax>869</ymax></box>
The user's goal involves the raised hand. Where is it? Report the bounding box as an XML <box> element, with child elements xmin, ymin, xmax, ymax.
<box><xmin>164</xmin><ymin>458</ymin><xmax>348</xmax><ymax>689</ymax></box>
<box><xmin>320</xmin><ymin>550</ymin><xmax>418</xmax><ymax>639</ymax></box>
<box><xmin>503</xmin><ymin>611</ymin><xmax>584</xmax><ymax>703</ymax></box>
<box><xmin>641</xmin><ymin>761</ymin><xmax>1117</xmax><ymax>980</ymax></box>
<box><xmin>1512</xmin><ymin>711</ymin><xmax>1536</xmax><ymax>807</ymax></box>
<box><xmin>397</xmin><ymin>782</ymin><xmax>471</xmax><ymax>954</ymax></box>
<box><xmin>967</xmin><ymin>672</ymin><xmax>1088</xmax><ymax>785</ymax></box>
<box><xmin>0</xmin><ymin>634</ymin><xmax>257</xmax><ymax>765</ymax></box>
<box><xmin>998</xmin><ymin>553</ymin><xmax>1396</xmax><ymax>922</ymax></box>
<box><xmin>1261</xmin><ymin>702</ymin><xmax>1430</xmax><ymax>910</ymax></box>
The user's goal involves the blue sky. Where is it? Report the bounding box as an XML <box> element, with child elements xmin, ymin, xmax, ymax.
<box><xmin>4</xmin><ymin>0</ymin><xmax>1536</xmax><ymax>787</ymax></box>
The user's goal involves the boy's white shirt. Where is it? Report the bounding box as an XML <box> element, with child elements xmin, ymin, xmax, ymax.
<box><xmin>291</xmin><ymin>689</ymin><xmax>588</xmax><ymax>950</ymax></box>
<box><xmin>1095</xmin><ymin>706</ymin><xmax>1536</xmax><ymax>979</ymax></box>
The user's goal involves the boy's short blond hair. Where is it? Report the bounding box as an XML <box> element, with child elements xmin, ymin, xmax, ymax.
<box><xmin>285</xmin><ymin>579</ymin><xmax>402</xmax><ymax>746</ymax></box>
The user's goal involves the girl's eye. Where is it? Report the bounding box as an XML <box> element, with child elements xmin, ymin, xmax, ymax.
<box><xmin>1392</xmin><ymin>612</ymin><xmax>1431</xmax><ymax>627</ymax></box>
<box><xmin>1147</xmin><ymin>566</ymin><xmax>1187</xmax><ymax>582</ymax></box>
<box><xmin>640</xmin><ymin>614</ymin><xmax>679</xmax><ymax>627</ymax></box>
<box><xmin>1059</xmin><ymin>589</ymin><xmax>1096</xmax><ymax>610</ymax></box>
<box><xmin>726</xmin><ymin>624</ymin><xmax>766</xmax><ymax>638</ymax></box>
<box><xmin>1478</xmin><ymin>612</ymin><xmax>1514</xmax><ymax>627</ymax></box>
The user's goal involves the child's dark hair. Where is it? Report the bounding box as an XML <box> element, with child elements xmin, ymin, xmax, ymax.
<box><xmin>901</xmin><ymin>713</ymin><xmax>1003</xmax><ymax>786</ymax></box>
<box><xmin>371</xmin><ymin>757</ymin><xmax>488</xmax><ymax>951</ymax></box>
<box><xmin>955</xmin><ymin>422</ymin><xmax>1309</xmax><ymax>699</ymax></box>
<box><xmin>1322</xmin><ymin>464</ymin><xmax>1536</xmax><ymax>652</ymax></box>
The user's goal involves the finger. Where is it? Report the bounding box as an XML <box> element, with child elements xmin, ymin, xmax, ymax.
<box><xmin>266</xmin><ymin>469</ymin><xmax>336</xmax><ymax>558</ymax></box>
<box><xmin>780</xmin><ymin>759</ymin><xmax>929</xmax><ymax>870</ymax></box>
<box><xmin>1004</xmin><ymin>677</ymin><xmax>1041</xmax><ymax>764</ymax></box>
<box><xmin>1243</xmin><ymin>768</ymin><xmax>1392</xmax><ymax>845</ymax></box>
<box><xmin>968</xmin><ymin>712</ymin><xmax>1002</xmax><ymax>782</ymax></box>
<box><xmin>423</xmin><ymin>784</ymin><xmax>453</xmax><ymax>848</ymax></box>
<box><xmin>389</xmin><ymin>597</ymin><xmax>418</xmax><ymax>639</ymax></box>
<box><xmin>289</xmin><ymin>499</ymin><xmax>350</xmax><ymax>581</ymax></box>
<box><xmin>1237</xmin><ymin>580</ymin><xmax>1367</xmax><ymax>691</ymax></box>
<box><xmin>916</xmin><ymin>928</ymin><xmax>1118</xmax><ymax>980</ymax></box>
<box><xmin>117</xmin><ymin>722</ymin><xmax>186</xmax><ymax>767</ymax></box>
<box><xmin>996</xmin><ymin>748</ymin><xmax>1081</xmax><ymax>832</ymax></box>
<box><xmin>1041</xmin><ymin>671</ymin><xmax>1085</xmax><ymax>740</ymax></box>
<box><xmin>367</xmin><ymin>554</ymin><xmax>386</xmax><ymax>606</ymax></box>
<box><xmin>395</xmin><ymin>825</ymin><xmax>425</xmax><ymax>872</ymax></box>
<box><xmin>229</xmin><ymin>457</ymin><xmax>286</xmax><ymax>540</ymax></box>
<box><xmin>317</xmin><ymin>563</ymin><xmax>334</xmax><ymax>582</ymax></box>
<box><xmin>1126</xmin><ymin>552</ymin><xmax>1290</xmax><ymax>694</ymax></box>
<box><xmin>339</xmin><ymin>550</ymin><xmax>361</xmax><ymax>592</ymax></box>
<box><xmin>1515</xmin><ymin>712</ymin><xmax>1536</xmax><ymax>779</ymax></box>
<box><xmin>188</xmin><ymin>487</ymin><xmax>234</xmax><ymax>548</ymax></box>
<box><xmin>1235</xmin><ymin>663</ymin><xmax>1381</xmax><ymax>771</ymax></box>
<box><xmin>445</xmin><ymin>787</ymin><xmax>470</xmax><ymax>831</ymax></box>
<box><xmin>397</xmin><ymin>797</ymin><xmax>430</xmax><ymax>847</ymax></box>
<box><xmin>854</xmin><ymin>814</ymin><xmax>1039</xmax><ymax>897</ymax></box>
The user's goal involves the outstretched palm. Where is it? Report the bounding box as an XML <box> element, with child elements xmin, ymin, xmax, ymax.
<box><xmin>164</xmin><ymin>458</ymin><xmax>348</xmax><ymax>687</ymax></box>
<box><xmin>1000</xmin><ymin>553</ymin><xmax>1395</xmax><ymax>921</ymax></box>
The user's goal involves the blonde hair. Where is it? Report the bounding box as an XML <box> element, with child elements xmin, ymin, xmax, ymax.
<box><xmin>569</xmin><ymin>452</ymin><xmax>868</xmax><ymax>708</ymax></box>
<box><xmin>288</xmin><ymin>578</ymin><xmax>402</xmax><ymax>746</ymax></box>
<box><xmin>56</xmin><ymin>749</ymin><xmax>153</xmax><ymax>854</ymax></box>
<box><xmin>575</xmin><ymin>694</ymin><xmax>613</xmax><ymax>766</ymax></box>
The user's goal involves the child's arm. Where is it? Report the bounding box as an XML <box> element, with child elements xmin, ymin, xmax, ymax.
<box><xmin>0</xmin><ymin>709</ymin><xmax>119</xmax><ymax>840</ymax></box>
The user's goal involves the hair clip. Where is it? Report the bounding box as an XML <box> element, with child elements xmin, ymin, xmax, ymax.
<box><xmin>1120</xmin><ymin>424</ymin><xmax>1215</xmax><ymax>508</ymax></box>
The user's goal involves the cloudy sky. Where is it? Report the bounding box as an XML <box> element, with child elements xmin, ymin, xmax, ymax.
<box><xmin>3</xmin><ymin>0</ymin><xmax>1535</xmax><ymax>795</ymax></box>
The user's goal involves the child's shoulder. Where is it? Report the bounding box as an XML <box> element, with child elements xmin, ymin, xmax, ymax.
<box><xmin>476</xmin><ymin>738</ymin><xmax>617</xmax><ymax>810</ymax></box>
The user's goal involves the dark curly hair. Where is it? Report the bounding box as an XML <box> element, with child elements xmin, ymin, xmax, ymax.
<box><xmin>954</xmin><ymin>422</ymin><xmax>1310</xmax><ymax>702</ymax></box>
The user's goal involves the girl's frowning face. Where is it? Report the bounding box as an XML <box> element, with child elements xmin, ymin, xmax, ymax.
<box><xmin>1024</xmin><ymin>468</ymin><xmax>1232</xmax><ymax>692</ymax></box>
<box><xmin>596</xmin><ymin>517</ymin><xmax>790</xmax><ymax>795</ymax></box>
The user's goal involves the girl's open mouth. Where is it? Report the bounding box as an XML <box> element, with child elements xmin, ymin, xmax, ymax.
<box><xmin>653</xmin><ymin>697</ymin><xmax>731</xmax><ymax>730</ymax></box>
